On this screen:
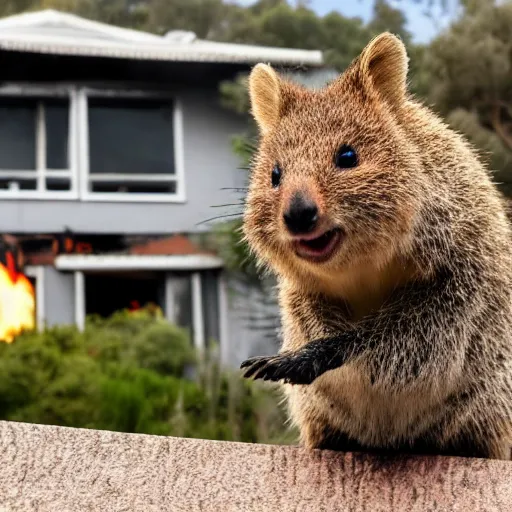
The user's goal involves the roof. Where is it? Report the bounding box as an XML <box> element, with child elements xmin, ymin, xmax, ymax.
<box><xmin>0</xmin><ymin>10</ymin><xmax>323</xmax><ymax>66</ymax></box>
<box><xmin>54</xmin><ymin>253</ymin><xmax>224</xmax><ymax>271</ymax></box>
<box><xmin>25</xmin><ymin>250</ymin><xmax>55</xmax><ymax>267</ymax></box>
<box><xmin>129</xmin><ymin>235</ymin><xmax>213</xmax><ymax>257</ymax></box>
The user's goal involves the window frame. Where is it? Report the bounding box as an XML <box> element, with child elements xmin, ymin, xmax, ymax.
<box><xmin>78</xmin><ymin>87</ymin><xmax>186</xmax><ymax>203</ymax></box>
<box><xmin>0</xmin><ymin>85</ymin><xmax>79</xmax><ymax>200</ymax></box>
<box><xmin>0</xmin><ymin>84</ymin><xmax>186</xmax><ymax>203</ymax></box>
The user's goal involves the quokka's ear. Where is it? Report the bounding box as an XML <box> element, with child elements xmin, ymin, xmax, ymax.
<box><xmin>248</xmin><ymin>63</ymin><xmax>282</xmax><ymax>134</ymax></box>
<box><xmin>355</xmin><ymin>32</ymin><xmax>409</xmax><ymax>108</ymax></box>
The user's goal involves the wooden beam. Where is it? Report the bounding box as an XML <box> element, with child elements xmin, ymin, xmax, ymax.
<box><xmin>0</xmin><ymin>420</ymin><xmax>511</xmax><ymax>511</ymax></box>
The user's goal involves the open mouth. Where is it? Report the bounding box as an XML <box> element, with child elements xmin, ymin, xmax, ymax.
<box><xmin>293</xmin><ymin>228</ymin><xmax>342</xmax><ymax>263</ymax></box>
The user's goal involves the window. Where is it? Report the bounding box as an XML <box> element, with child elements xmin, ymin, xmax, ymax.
<box><xmin>81</xmin><ymin>93</ymin><xmax>185</xmax><ymax>202</ymax></box>
<box><xmin>0</xmin><ymin>95</ymin><xmax>76</xmax><ymax>198</ymax></box>
<box><xmin>0</xmin><ymin>86</ymin><xmax>185</xmax><ymax>202</ymax></box>
<box><xmin>201</xmin><ymin>270</ymin><xmax>220</xmax><ymax>345</ymax></box>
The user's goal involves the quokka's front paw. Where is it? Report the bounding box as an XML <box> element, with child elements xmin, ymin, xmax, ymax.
<box><xmin>240</xmin><ymin>352</ymin><xmax>318</xmax><ymax>385</ymax></box>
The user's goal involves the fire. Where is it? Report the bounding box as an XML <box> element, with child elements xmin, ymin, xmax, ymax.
<box><xmin>0</xmin><ymin>259</ymin><xmax>35</xmax><ymax>343</ymax></box>
<box><xmin>129</xmin><ymin>300</ymin><xmax>141</xmax><ymax>312</ymax></box>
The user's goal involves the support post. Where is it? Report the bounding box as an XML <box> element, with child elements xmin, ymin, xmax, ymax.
<box><xmin>191</xmin><ymin>272</ymin><xmax>204</xmax><ymax>351</ymax></box>
<box><xmin>74</xmin><ymin>270</ymin><xmax>85</xmax><ymax>331</ymax></box>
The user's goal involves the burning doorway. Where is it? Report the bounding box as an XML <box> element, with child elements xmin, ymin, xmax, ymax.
<box><xmin>84</xmin><ymin>271</ymin><xmax>165</xmax><ymax>318</ymax></box>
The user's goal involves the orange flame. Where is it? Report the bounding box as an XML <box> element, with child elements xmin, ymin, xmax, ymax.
<box><xmin>0</xmin><ymin>258</ymin><xmax>35</xmax><ymax>343</ymax></box>
<box><xmin>129</xmin><ymin>300</ymin><xmax>141</xmax><ymax>312</ymax></box>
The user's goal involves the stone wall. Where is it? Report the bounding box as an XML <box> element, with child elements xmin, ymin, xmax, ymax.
<box><xmin>1</xmin><ymin>421</ymin><xmax>511</xmax><ymax>511</ymax></box>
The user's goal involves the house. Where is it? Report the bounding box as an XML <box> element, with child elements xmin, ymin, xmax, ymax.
<box><xmin>0</xmin><ymin>9</ymin><xmax>329</xmax><ymax>365</ymax></box>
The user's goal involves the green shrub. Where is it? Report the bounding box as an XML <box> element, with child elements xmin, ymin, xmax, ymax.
<box><xmin>0</xmin><ymin>307</ymin><xmax>295</xmax><ymax>445</ymax></box>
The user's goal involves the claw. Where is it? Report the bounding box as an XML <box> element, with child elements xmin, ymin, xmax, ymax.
<box><xmin>240</xmin><ymin>350</ymin><xmax>320</xmax><ymax>385</ymax></box>
<box><xmin>241</xmin><ymin>356</ymin><xmax>273</xmax><ymax>379</ymax></box>
<box><xmin>240</xmin><ymin>357</ymin><xmax>261</xmax><ymax>369</ymax></box>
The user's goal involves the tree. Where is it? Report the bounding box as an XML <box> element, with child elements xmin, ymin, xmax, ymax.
<box><xmin>0</xmin><ymin>0</ymin><xmax>148</xmax><ymax>29</ymax></box>
<box><xmin>422</xmin><ymin>0</ymin><xmax>512</xmax><ymax>195</ymax></box>
<box><xmin>0</xmin><ymin>0</ymin><xmax>35</xmax><ymax>17</ymax></box>
<box><xmin>394</xmin><ymin>0</ymin><xmax>460</xmax><ymax>12</ymax></box>
<box><xmin>369</xmin><ymin>0</ymin><xmax>412</xmax><ymax>44</ymax></box>
<box><xmin>144</xmin><ymin>0</ymin><xmax>227</xmax><ymax>38</ymax></box>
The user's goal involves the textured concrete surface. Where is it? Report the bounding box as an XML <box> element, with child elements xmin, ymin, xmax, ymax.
<box><xmin>1</xmin><ymin>420</ymin><xmax>512</xmax><ymax>512</ymax></box>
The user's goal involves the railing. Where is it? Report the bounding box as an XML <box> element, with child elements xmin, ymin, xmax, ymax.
<box><xmin>1</xmin><ymin>420</ymin><xmax>511</xmax><ymax>511</ymax></box>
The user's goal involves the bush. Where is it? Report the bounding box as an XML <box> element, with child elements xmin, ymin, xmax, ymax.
<box><xmin>0</xmin><ymin>307</ymin><xmax>295</xmax><ymax>445</ymax></box>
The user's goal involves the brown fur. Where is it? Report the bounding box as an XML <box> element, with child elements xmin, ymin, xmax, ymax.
<box><xmin>242</xmin><ymin>33</ymin><xmax>512</xmax><ymax>459</ymax></box>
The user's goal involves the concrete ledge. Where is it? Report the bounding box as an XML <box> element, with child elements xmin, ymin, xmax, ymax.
<box><xmin>1</xmin><ymin>421</ymin><xmax>512</xmax><ymax>511</ymax></box>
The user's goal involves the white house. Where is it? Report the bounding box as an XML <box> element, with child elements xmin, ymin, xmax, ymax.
<box><xmin>0</xmin><ymin>9</ymin><xmax>331</xmax><ymax>366</ymax></box>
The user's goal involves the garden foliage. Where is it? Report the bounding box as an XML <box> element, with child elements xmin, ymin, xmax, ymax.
<box><xmin>0</xmin><ymin>308</ymin><xmax>294</xmax><ymax>444</ymax></box>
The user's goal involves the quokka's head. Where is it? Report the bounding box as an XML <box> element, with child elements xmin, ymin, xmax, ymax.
<box><xmin>243</xmin><ymin>33</ymin><xmax>424</xmax><ymax>281</ymax></box>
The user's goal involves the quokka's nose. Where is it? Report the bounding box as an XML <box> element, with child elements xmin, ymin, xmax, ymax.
<box><xmin>283</xmin><ymin>192</ymin><xmax>319</xmax><ymax>235</ymax></box>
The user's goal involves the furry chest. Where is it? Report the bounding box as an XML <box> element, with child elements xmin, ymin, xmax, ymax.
<box><xmin>286</xmin><ymin>364</ymin><xmax>439</xmax><ymax>446</ymax></box>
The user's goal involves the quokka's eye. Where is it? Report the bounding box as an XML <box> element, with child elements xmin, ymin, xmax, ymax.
<box><xmin>334</xmin><ymin>145</ymin><xmax>358</xmax><ymax>169</ymax></box>
<box><xmin>271</xmin><ymin>164</ymin><xmax>282</xmax><ymax>188</ymax></box>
